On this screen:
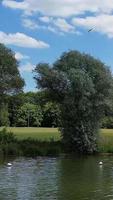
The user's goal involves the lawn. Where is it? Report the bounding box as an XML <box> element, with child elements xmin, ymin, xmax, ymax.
<box><xmin>99</xmin><ymin>129</ymin><xmax>113</xmax><ymax>152</ymax></box>
<box><xmin>0</xmin><ymin>127</ymin><xmax>61</xmax><ymax>141</ymax></box>
<box><xmin>0</xmin><ymin>127</ymin><xmax>113</xmax><ymax>141</ymax></box>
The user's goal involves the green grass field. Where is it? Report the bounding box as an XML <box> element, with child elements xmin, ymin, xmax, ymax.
<box><xmin>0</xmin><ymin>127</ymin><xmax>61</xmax><ymax>141</ymax></box>
<box><xmin>0</xmin><ymin>127</ymin><xmax>113</xmax><ymax>141</ymax></box>
<box><xmin>0</xmin><ymin>127</ymin><xmax>113</xmax><ymax>152</ymax></box>
<box><xmin>99</xmin><ymin>129</ymin><xmax>113</xmax><ymax>152</ymax></box>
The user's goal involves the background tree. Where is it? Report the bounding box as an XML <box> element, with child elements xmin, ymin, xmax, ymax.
<box><xmin>34</xmin><ymin>50</ymin><xmax>113</xmax><ymax>154</ymax></box>
<box><xmin>101</xmin><ymin>99</ymin><xmax>113</xmax><ymax>129</ymax></box>
<box><xmin>0</xmin><ymin>104</ymin><xmax>9</xmax><ymax>126</ymax></box>
<box><xmin>8</xmin><ymin>93</ymin><xmax>26</xmax><ymax>127</ymax></box>
<box><xmin>42</xmin><ymin>102</ymin><xmax>60</xmax><ymax>127</ymax></box>
<box><xmin>0</xmin><ymin>43</ymin><xmax>24</xmax><ymax>126</ymax></box>
<box><xmin>0</xmin><ymin>43</ymin><xmax>24</xmax><ymax>97</ymax></box>
<box><xmin>15</xmin><ymin>103</ymin><xmax>43</xmax><ymax>127</ymax></box>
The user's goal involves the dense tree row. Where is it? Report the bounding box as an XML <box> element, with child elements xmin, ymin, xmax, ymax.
<box><xmin>0</xmin><ymin>92</ymin><xmax>60</xmax><ymax>127</ymax></box>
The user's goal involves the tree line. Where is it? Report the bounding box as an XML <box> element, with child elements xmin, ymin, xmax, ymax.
<box><xmin>1</xmin><ymin>43</ymin><xmax>113</xmax><ymax>153</ymax></box>
<box><xmin>0</xmin><ymin>91</ymin><xmax>60</xmax><ymax>127</ymax></box>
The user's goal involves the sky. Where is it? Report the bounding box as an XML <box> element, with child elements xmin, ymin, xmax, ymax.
<box><xmin>1</xmin><ymin>0</ymin><xmax>113</xmax><ymax>92</ymax></box>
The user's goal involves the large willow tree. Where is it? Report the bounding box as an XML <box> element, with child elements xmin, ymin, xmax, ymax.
<box><xmin>34</xmin><ymin>51</ymin><xmax>113</xmax><ymax>154</ymax></box>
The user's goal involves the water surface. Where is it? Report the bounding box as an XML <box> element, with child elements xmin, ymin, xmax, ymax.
<box><xmin>0</xmin><ymin>155</ymin><xmax>113</xmax><ymax>200</ymax></box>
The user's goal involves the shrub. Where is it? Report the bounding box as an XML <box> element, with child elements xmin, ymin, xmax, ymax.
<box><xmin>101</xmin><ymin>116</ymin><xmax>113</xmax><ymax>129</ymax></box>
<box><xmin>0</xmin><ymin>128</ymin><xmax>16</xmax><ymax>144</ymax></box>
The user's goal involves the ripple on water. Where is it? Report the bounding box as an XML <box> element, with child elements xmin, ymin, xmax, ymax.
<box><xmin>0</xmin><ymin>157</ymin><xmax>59</xmax><ymax>200</ymax></box>
<box><xmin>0</xmin><ymin>156</ymin><xmax>113</xmax><ymax>200</ymax></box>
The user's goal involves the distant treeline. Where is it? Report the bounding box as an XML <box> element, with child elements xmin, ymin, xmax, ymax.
<box><xmin>0</xmin><ymin>91</ymin><xmax>61</xmax><ymax>127</ymax></box>
<box><xmin>0</xmin><ymin>90</ymin><xmax>113</xmax><ymax>128</ymax></box>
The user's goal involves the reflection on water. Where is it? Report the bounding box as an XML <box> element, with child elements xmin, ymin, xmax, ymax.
<box><xmin>0</xmin><ymin>156</ymin><xmax>113</xmax><ymax>199</ymax></box>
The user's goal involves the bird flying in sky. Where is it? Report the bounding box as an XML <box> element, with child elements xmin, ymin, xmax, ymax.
<box><xmin>88</xmin><ymin>28</ymin><xmax>93</xmax><ymax>32</ymax></box>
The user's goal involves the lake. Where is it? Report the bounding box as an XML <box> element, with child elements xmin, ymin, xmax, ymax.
<box><xmin>0</xmin><ymin>155</ymin><xmax>113</xmax><ymax>200</ymax></box>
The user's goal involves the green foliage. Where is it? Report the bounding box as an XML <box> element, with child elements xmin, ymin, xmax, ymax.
<box><xmin>42</xmin><ymin>102</ymin><xmax>60</xmax><ymax>127</ymax></box>
<box><xmin>0</xmin><ymin>104</ymin><xmax>9</xmax><ymax>126</ymax></box>
<box><xmin>0</xmin><ymin>43</ymin><xmax>24</xmax><ymax>97</ymax></box>
<box><xmin>8</xmin><ymin>91</ymin><xmax>59</xmax><ymax>127</ymax></box>
<box><xmin>0</xmin><ymin>128</ymin><xmax>16</xmax><ymax>144</ymax></box>
<box><xmin>16</xmin><ymin>103</ymin><xmax>43</xmax><ymax>127</ymax></box>
<box><xmin>34</xmin><ymin>50</ymin><xmax>113</xmax><ymax>154</ymax></box>
<box><xmin>8</xmin><ymin>93</ymin><xmax>25</xmax><ymax>126</ymax></box>
<box><xmin>101</xmin><ymin>116</ymin><xmax>113</xmax><ymax>128</ymax></box>
<box><xmin>0</xmin><ymin>43</ymin><xmax>24</xmax><ymax>126</ymax></box>
<box><xmin>19</xmin><ymin>139</ymin><xmax>61</xmax><ymax>156</ymax></box>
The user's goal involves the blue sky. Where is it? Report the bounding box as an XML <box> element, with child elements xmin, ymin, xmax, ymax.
<box><xmin>1</xmin><ymin>0</ymin><xmax>113</xmax><ymax>91</ymax></box>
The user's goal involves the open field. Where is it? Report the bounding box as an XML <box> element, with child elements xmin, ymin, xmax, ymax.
<box><xmin>0</xmin><ymin>127</ymin><xmax>61</xmax><ymax>141</ymax></box>
<box><xmin>0</xmin><ymin>127</ymin><xmax>113</xmax><ymax>141</ymax></box>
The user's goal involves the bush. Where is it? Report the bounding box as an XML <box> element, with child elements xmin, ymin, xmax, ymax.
<box><xmin>101</xmin><ymin>116</ymin><xmax>113</xmax><ymax>129</ymax></box>
<box><xmin>0</xmin><ymin>128</ymin><xmax>16</xmax><ymax>144</ymax></box>
<box><xmin>19</xmin><ymin>139</ymin><xmax>62</xmax><ymax>157</ymax></box>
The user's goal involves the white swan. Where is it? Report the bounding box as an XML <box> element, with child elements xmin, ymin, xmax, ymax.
<box><xmin>7</xmin><ymin>163</ymin><xmax>12</xmax><ymax>167</ymax></box>
<box><xmin>99</xmin><ymin>161</ymin><xmax>103</xmax><ymax>165</ymax></box>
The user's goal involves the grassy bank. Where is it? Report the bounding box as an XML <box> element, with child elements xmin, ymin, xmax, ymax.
<box><xmin>0</xmin><ymin>127</ymin><xmax>113</xmax><ymax>155</ymax></box>
<box><xmin>0</xmin><ymin>128</ymin><xmax>62</xmax><ymax>157</ymax></box>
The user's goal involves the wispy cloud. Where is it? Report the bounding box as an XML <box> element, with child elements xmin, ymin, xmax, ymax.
<box><xmin>22</xmin><ymin>16</ymin><xmax>76</xmax><ymax>34</ymax></box>
<box><xmin>22</xmin><ymin>18</ymin><xmax>38</xmax><ymax>30</ymax></box>
<box><xmin>0</xmin><ymin>31</ymin><xmax>49</xmax><ymax>48</ymax></box>
<box><xmin>39</xmin><ymin>16</ymin><xmax>51</xmax><ymax>23</ymax></box>
<box><xmin>53</xmin><ymin>18</ymin><xmax>75</xmax><ymax>33</ymax></box>
<box><xmin>19</xmin><ymin>62</ymin><xmax>35</xmax><ymax>72</ymax></box>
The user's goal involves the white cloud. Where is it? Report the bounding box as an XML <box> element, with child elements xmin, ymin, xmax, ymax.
<box><xmin>2</xmin><ymin>0</ymin><xmax>28</xmax><ymax>10</ymax></box>
<box><xmin>19</xmin><ymin>62</ymin><xmax>35</xmax><ymax>72</ymax></box>
<box><xmin>53</xmin><ymin>18</ymin><xmax>75</xmax><ymax>33</ymax></box>
<box><xmin>22</xmin><ymin>18</ymin><xmax>38</xmax><ymax>30</ymax></box>
<box><xmin>2</xmin><ymin>0</ymin><xmax>113</xmax><ymax>17</ymax></box>
<box><xmin>39</xmin><ymin>17</ymin><xmax>75</xmax><ymax>34</ymax></box>
<box><xmin>3</xmin><ymin>0</ymin><xmax>113</xmax><ymax>38</ymax></box>
<box><xmin>72</xmin><ymin>14</ymin><xmax>113</xmax><ymax>38</ymax></box>
<box><xmin>39</xmin><ymin>16</ymin><xmax>51</xmax><ymax>23</ymax></box>
<box><xmin>0</xmin><ymin>31</ymin><xmax>49</xmax><ymax>48</ymax></box>
<box><xmin>15</xmin><ymin>52</ymin><xmax>29</xmax><ymax>60</ymax></box>
<box><xmin>47</xmin><ymin>26</ymin><xmax>58</xmax><ymax>34</ymax></box>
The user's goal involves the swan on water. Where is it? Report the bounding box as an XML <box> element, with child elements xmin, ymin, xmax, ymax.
<box><xmin>7</xmin><ymin>163</ymin><xmax>12</xmax><ymax>167</ymax></box>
